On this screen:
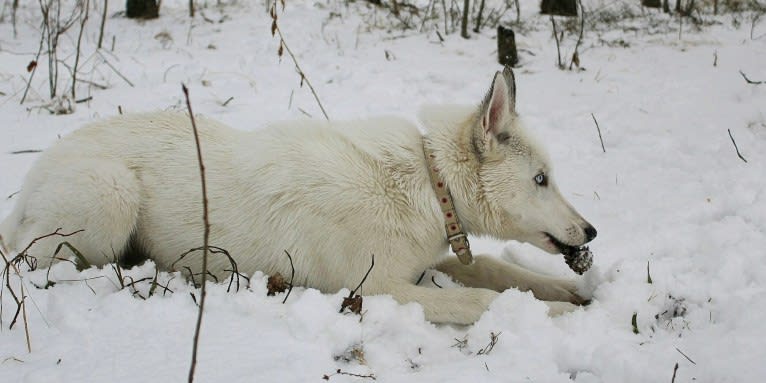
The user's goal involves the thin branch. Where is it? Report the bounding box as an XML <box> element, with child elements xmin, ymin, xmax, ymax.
<box><xmin>569</xmin><ymin>0</ymin><xmax>585</xmax><ymax>70</ymax></box>
<box><xmin>739</xmin><ymin>70</ymin><xmax>764</xmax><ymax>85</ymax></box>
<box><xmin>476</xmin><ymin>331</ymin><xmax>502</xmax><ymax>355</ymax></box>
<box><xmin>17</xmin><ymin>228</ymin><xmax>84</xmax><ymax>266</ymax></box>
<box><xmin>473</xmin><ymin>0</ymin><xmax>485</xmax><ymax>33</ymax></box>
<box><xmin>270</xmin><ymin>2</ymin><xmax>329</xmax><ymax>120</ymax></box>
<box><xmin>282</xmin><ymin>250</ymin><xmax>295</xmax><ymax>304</ymax></box>
<box><xmin>97</xmin><ymin>51</ymin><xmax>134</xmax><ymax>87</ymax></box>
<box><xmin>1</xmin><ymin>248</ymin><xmax>31</xmax><ymax>352</ymax></box>
<box><xmin>172</xmin><ymin>246</ymin><xmax>245</xmax><ymax>293</ymax></box>
<box><xmin>183</xmin><ymin>84</ymin><xmax>210</xmax><ymax>383</ymax></box>
<box><xmin>71</xmin><ymin>0</ymin><xmax>89</xmax><ymax>102</ymax></box>
<box><xmin>591</xmin><ymin>113</ymin><xmax>606</xmax><ymax>153</ymax></box>
<box><xmin>323</xmin><ymin>368</ymin><xmax>376</xmax><ymax>381</ymax></box>
<box><xmin>20</xmin><ymin>20</ymin><xmax>47</xmax><ymax>105</ymax></box>
<box><xmin>675</xmin><ymin>347</ymin><xmax>696</xmax><ymax>365</ymax></box>
<box><xmin>671</xmin><ymin>362</ymin><xmax>679</xmax><ymax>383</ymax></box>
<box><xmin>97</xmin><ymin>0</ymin><xmax>107</xmax><ymax>49</ymax></box>
<box><xmin>550</xmin><ymin>15</ymin><xmax>563</xmax><ymax>69</ymax></box>
<box><xmin>349</xmin><ymin>254</ymin><xmax>375</xmax><ymax>297</ymax></box>
<box><xmin>727</xmin><ymin>129</ymin><xmax>747</xmax><ymax>163</ymax></box>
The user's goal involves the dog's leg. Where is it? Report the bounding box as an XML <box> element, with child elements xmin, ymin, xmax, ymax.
<box><xmin>387</xmin><ymin>283</ymin><xmax>500</xmax><ymax>324</ymax></box>
<box><xmin>436</xmin><ymin>255</ymin><xmax>585</xmax><ymax>305</ymax></box>
<box><xmin>12</xmin><ymin>159</ymin><xmax>141</xmax><ymax>268</ymax></box>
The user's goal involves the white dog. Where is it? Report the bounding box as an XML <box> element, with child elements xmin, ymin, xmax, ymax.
<box><xmin>0</xmin><ymin>67</ymin><xmax>596</xmax><ymax>324</ymax></box>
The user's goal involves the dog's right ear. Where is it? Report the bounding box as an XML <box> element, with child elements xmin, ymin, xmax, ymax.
<box><xmin>477</xmin><ymin>67</ymin><xmax>516</xmax><ymax>152</ymax></box>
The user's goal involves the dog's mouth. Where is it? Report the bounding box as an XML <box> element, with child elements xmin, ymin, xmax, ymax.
<box><xmin>544</xmin><ymin>233</ymin><xmax>594</xmax><ymax>275</ymax></box>
<box><xmin>544</xmin><ymin>233</ymin><xmax>580</xmax><ymax>256</ymax></box>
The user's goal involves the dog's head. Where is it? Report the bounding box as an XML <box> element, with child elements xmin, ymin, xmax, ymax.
<box><xmin>471</xmin><ymin>67</ymin><xmax>596</xmax><ymax>255</ymax></box>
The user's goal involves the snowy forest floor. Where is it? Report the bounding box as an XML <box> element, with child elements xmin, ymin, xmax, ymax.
<box><xmin>1</xmin><ymin>1</ymin><xmax>765</xmax><ymax>382</ymax></box>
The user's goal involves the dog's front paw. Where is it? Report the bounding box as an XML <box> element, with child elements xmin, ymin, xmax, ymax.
<box><xmin>531</xmin><ymin>278</ymin><xmax>586</xmax><ymax>305</ymax></box>
<box><xmin>544</xmin><ymin>301</ymin><xmax>579</xmax><ymax>316</ymax></box>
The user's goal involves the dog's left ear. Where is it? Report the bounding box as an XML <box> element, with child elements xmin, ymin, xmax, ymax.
<box><xmin>479</xmin><ymin>66</ymin><xmax>517</xmax><ymax>149</ymax></box>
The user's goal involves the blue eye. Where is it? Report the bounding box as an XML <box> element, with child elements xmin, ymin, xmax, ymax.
<box><xmin>534</xmin><ymin>173</ymin><xmax>547</xmax><ymax>186</ymax></box>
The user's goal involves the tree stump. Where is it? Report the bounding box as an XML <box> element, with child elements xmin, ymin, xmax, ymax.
<box><xmin>497</xmin><ymin>26</ymin><xmax>518</xmax><ymax>67</ymax></box>
<box><xmin>126</xmin><ymin>0</ymin><xmax>159</xmax><ymax>19</ymax></box>
<box><xmin>642</xmin><ymin>0</ymin><xmax>661</xmax><ymax>8</ymax></box>
<box><xmin>540</xmin><ymin>0</ymin><xmax>577</xmax><ymax>16</ymax></box>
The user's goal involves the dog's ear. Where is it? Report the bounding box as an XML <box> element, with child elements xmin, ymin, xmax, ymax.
<box><xmin>478</xmin><ymin>68</ymin><xmax>515</xmax><ymax>150</ymax></box>
<box><xmin>502</xmin><ymin>65</ymin><xmax>516</xmax><ymax>113</ymax></box>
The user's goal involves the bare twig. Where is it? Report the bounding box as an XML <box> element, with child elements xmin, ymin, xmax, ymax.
<box><xmin>647</xmin><ymin>261</ymin><xmax>653</xmax><ymax>284</ymax></box>
<box><xmin>11</xmin><ymin>0</ymin><xmax>19</xmax><ymax>37</ymax></box>
<box><xmin>473</xmin><ymin>0</ymin><xmax>485</xmax><ymax>33</ymax></box>
<box><xmin>0</xmin><ymin>248</ymin><xmax>32</xmax><ymax>352</ymax></box>
<box><xmin>752</xmin><ymin>13</ymin><xmax>765</xmax><ymax>40</ymax></box>
<box><xmin>739</xmin><ymin>70</ymin><xmax>764</xmax><ymax>85</ymax></box>
<box><xmin>671</xmin><ymin>362</ymin><xmax>679</xmax><ymax>383</ymax></box>
<box><xmin>350</xmin><ymin>254</ymin><xmax>375</xmax><ymax>297</ymax></box>
<box><xmin>16</xmin><ymin>228</ymin><xmax>84</xmax><ymax>268</ymax></box>
<box><xmin>476</xmin><ymin>331</ymin><xmax>501</xmax><ymax>355</ymax></box>
<box><xmin>10</xmin><ymin>150</ymin><xmax>42</xmax><ymax>154</ymax></box>
<box><xmin>322</xmin><ymin>368</ymin><xmax>376</xmax><ymax>381</ymax></box>
<box><xmin>97</xmin><ymin>0</ymin><xmax>107</xmax><ymax>49</ymax></box>
<box><xmin>20</xmin><ymin>20</ymin><xmax>46</xmax><ymax>105</ymax></box>
<box><xmin>675</xmin><ymin>347</ymin><xmax>696</xmax><ymax>364</ymax></box>
<box><xmin>727</xmin><ymin>129</ymin><xmax>747</xmax><ymax>163</ymax></box>
<box><xmin>339</xmin><ymin>255</ymin><xmax>375</xmax><ymax>315</ymax></box>
<box><xmin>183</xmin><ymin>84</ymin><xmax>210</xmax><ymax>383</ymax></box>
<box><xmin>282</xmin><ymin>250</ymin><xmax>295</xmax><ymax>304</ymax></box>
<box><xmin>550</xmin><ymin>15</ymin><xmax>563</xmax><ymax>69</ymax></box>
<box><xmin>97</xmin><ymin>51</ymin><xmax>134</xmax><ymax>87</ymax></box>
<box><xmin>0</xmin><ymin>230</ymin><xmax>79</xmax><ymax>352</ymax></box>
<box><xmin>569</xmin><ymin>0</ymin><xmax>585</xmax><ymax>70</ymax></box>
<box><xmin>71</xmin><ymin>0</ymin><xmax>90</xmax><ymax>102</ymax></box>
<box><xmin>270</xmin><ymin>2</ymin><xmax>329</xmax><ymax>120</ymax></box>
<box><xmin>173</xmin><ymin>246</ymin><xmax>245</xmax><ymax>293</ymax></box>
<box><xmin>430</xmin><ymin>275</ymin><xmax>443</xmax><ymax>288</ymax></box>
<box><xmin>591</xmin><ymin>113</ymin><xmax>606</xmax><ymax>153</ymax></box>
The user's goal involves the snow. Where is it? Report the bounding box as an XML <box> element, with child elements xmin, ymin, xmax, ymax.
<box><xmin>1</xmin><ymin>1</ymin><xmax>766</xmax><ymax>382</ymax></box>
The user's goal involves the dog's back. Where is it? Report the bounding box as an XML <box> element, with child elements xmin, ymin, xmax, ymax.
<box><xmin>0</xmin><ymin>112</ymin><xmax>444</xmax><ymax>293</ymax></box>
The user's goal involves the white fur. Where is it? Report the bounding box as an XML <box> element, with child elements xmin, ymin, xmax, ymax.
<box><xmin>0</xmin><ymin>70</ymin><xmax>595</xmax><ymax>324</ymax></box>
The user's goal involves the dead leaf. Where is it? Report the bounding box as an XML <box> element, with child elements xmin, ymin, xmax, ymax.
<box><xmin>340</xmin><ymin>295</ymin><xmax>363</xmax><ymax>314</ymax></box>
<box><xmin>267</xmin><ymin>272</ymin><xmax>287</xmax><ymax>296</ymax></box>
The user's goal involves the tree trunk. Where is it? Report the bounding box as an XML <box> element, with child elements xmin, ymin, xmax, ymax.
<box><xmin>473</xmin><ymin>0</ymin><xmax>485</xmax><ymax>33</ymax></box>
<box><xmin>642</xmin><ymin>0</ymin><xmax>661</xmax><ymax>8</ymax></box>
<box><xmin>540</xmin><ymin>0</ymin><xmax>577</xmax><ymax>16</ymax></box>
<box><xmin>460</xmin><ymin>0</ymin><xmax>470</xmax><ymax>38</ymax></box>
<box><xmin>126</xmin><ymin>0</ymin><xmax>159</xmax><ymax>19</ymax></box>
<box><xmin>497</xmin><ymin>25</ymin><xmax>518</xmax><ymax>67</ymax></box>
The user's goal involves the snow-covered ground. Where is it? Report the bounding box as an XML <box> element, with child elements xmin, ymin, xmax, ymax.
<box><xmin>1</xmin><ymin>1</ymin><xmax>765</xmax><ymax>381</ymax></box>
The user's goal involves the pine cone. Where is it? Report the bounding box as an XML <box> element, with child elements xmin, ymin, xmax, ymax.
<box><xmin>564</xmin><ymin>246</ymin><xmax>593</xmax><ymax>275</ymax></box>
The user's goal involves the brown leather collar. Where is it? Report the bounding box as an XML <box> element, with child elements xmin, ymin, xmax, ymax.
<box><xmin>423</xmin><ymin>139</ymin><xmax>474</xmax><ymax>265</ymax></box>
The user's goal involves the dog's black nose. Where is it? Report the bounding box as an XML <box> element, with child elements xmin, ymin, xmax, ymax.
<box><xmin>584</xmin><ymin>225</ymin><xmax>597</xmax><ymax>242</ymax></box>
